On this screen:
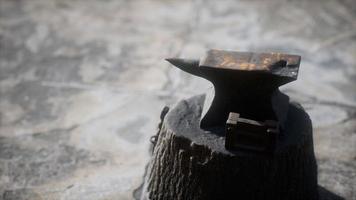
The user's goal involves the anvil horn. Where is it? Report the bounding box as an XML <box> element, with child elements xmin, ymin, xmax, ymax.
<box><xmin>165</xmin><ymin>58</ymin><xmax>201</xmax><ymax>77</ymax></box>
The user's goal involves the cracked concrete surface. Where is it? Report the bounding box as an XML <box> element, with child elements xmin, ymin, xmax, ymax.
<box><xmin>0</xmin><ymin>0</ymin><xmax>355</xmax><ymax>199</ymax></box>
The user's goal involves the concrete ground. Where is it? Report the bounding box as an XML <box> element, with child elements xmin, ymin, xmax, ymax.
<box><xmin>0</xmin><ymin>0</ymin><xmax>355</xmax><ymax>199</ymax></box>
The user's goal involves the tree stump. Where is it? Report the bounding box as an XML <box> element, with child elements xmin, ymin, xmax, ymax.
<box><xmin>141</xmin><ymin>94</ymin><xmax>319</xmax><ymax>200</ymax></box>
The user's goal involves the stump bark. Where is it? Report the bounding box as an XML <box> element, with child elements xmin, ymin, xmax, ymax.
<box><xmin>141</xmin><ymin>94</ymin><xmax>318</xmax><ymax>200</ymax></box>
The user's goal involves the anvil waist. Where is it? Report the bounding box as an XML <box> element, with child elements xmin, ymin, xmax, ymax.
<box><xmin>200</xmin><ymin>86</ymin><xmax>289</xmax><ymax>129</ymax></box>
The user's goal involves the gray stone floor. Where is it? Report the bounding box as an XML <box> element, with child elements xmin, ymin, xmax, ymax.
<box><xmin>0</xmin><ymin>0</ymin><xmax>355</xmax><ymax>199</ymax></box>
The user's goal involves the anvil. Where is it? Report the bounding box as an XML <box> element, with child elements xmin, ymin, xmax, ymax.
<box><xmin>166</xmin><ymin>50</ymin><xmax>301</xmax><ymax>131</ymax></box>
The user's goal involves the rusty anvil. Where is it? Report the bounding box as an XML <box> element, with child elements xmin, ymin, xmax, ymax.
<box><xmin>166</xmin><ymin>49</ymin><xmax>301</xmax><ymax>152</ymax></box>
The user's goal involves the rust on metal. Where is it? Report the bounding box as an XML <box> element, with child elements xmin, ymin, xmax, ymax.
<box><xmin>200</xmin><ymin>50</ymin><xmax>300</xmax><ymax>77</ymax></box>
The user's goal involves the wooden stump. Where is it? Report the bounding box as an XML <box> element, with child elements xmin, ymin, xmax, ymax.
<box><xmin>141</xmin><ymin>94</ymin><xmax>319</xmax><ymax>200</ymax></box>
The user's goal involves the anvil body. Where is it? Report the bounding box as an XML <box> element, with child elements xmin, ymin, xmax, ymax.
<box><xmin>167</xmin><ymin>49</ymin><xmax>301</xmax><ymax>130</ymax></box>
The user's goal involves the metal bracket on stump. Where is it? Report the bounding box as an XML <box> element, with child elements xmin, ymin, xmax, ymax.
<box><xmin>225</xmin><ymin>112</ymin><xmax>279</xmax><ymax>153</ymax></box>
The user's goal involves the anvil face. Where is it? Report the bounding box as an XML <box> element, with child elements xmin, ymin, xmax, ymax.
<box><xmin>166</xmin><ymin>49</ymin><xmax>301</xmax><ymax>130</ymax></box>
<box><xmin>201</xmin><ymin>50</ymin><xmax>300</xmax><ymax>77</ymax></box>
<box><xmin>200</xmin><ymin>50</ymin><xmax>300</xmax><ymax>87</ymax></box>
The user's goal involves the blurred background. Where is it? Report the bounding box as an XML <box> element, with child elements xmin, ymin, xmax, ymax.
<box><xmin>0</xmin><ymin>0</ymin><xmax>355</xmax><ymax>199</ymax></box>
